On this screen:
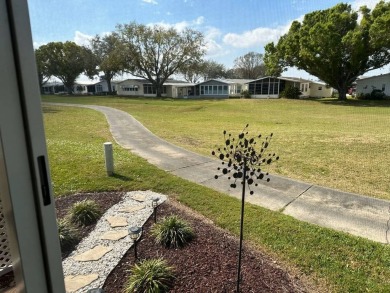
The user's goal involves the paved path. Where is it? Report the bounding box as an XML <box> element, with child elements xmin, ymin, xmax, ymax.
<box><xmin>47</xmin><ymin>103</ymin><xmax>390</xmax><ymax>243</ymax></box>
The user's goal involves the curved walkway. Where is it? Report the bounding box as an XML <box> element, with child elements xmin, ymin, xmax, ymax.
<box><xmin>47</xmin><ymin>103</ymin><xmax>390</xmax><ymax>243</ymax></box>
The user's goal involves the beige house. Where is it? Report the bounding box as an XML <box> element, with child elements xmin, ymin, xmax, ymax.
<box><xmin>117</xmin><ymin>78</ymin><xmax>193</xmax><ymax>98</ymax></box>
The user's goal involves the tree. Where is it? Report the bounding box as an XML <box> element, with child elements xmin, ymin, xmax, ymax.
<box><xmin>233</xmin><ymin>52</ymin><xmax>266</xmax><ymax>79</ymax></box>
<box><xmin>200</xmin><ymin>60</ymin><xmax>227</xmax><ymax>80</ymax></box>
<box><xmin>90</xmin><ymin>34</ymin><xmax>123</xmax><ymax>94</ymax></box>
<box><xmin>179</xmin><ymin>61</ymin><xmax>207</xmax><ymax>83</ymax></box>
<box><xmin>38</xmin><ymin>41</ymin><xmax>97</xmax><ymax>94</ymax></box>
<box><xmin>35</xmin><ymin>47</ymin><xmax>51</xmax><ymax>93</ymax></box>
<box><xmin>116</xmin><ymin>22</ymin><xmax>205</xmax><ymax>97</ymax></box>
<box><xmin>264</xmin><ymin>1</ymin><xmax>390</xmax><ymax>100</ymax></box>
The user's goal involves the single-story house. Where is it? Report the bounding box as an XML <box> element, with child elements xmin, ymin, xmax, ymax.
<box><xmin>191</xmin><ymin>79</ymin><xmax>253</xmax><ymax>98</ymax></box>
<box><xmin>41</xmin><ymin>80</ymin><xmax>120</xmax><ymax>95</ymax></box>
<box><xmin>247</xmin><ymin>76</ymin><xmax>333</xmax><ymax>98</ymax></box>
<box><xmin>41</xmin><ymin>81</ymin><xmax>65</xmax><ymax>94</ymax></box>
<box><xmin>117</xmin><ymin>78</ymin><xmax>193</xmax><ymax>98</ymax></box>
<box><xmin>355</xmin><ymin>73</ymin><xmax>390</xmax><ymax>97</ymax></box>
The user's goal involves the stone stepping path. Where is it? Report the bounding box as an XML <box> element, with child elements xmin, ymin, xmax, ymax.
<box><xmin>62</xmin><ymin>191</ymin><xmax>166</xmax><ymax>292</ymax></box>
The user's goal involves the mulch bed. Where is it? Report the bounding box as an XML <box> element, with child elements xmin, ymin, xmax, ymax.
<box><xmin>1</xmin><ymin>192</ymin><xmax>315</xmax><ymax>292</ymax></box>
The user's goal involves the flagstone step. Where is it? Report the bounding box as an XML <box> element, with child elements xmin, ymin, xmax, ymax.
<box><xmin>73</xmin><ymin>245</ymin><xmax>113</xmax><ymax>262</ymax></box>
<box><xmin>105</xmin><ymin>216</ymin><xmax>127</xmax><ymax>227</ymax></box>
<box><xmin>100</xmin><ymin>230</ymin><xmax>128</xmax><ymax>241</ymax></box>
<box><xmin>65</xmin><ymin>274</ymin><xmax>99</xmax><ymax>293</ymax></box>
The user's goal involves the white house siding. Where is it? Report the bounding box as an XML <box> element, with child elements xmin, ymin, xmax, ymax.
<box><xmin>308</xmin><ymin>82</ymin><xmax>333</xmax><ymax>98</ymax></box>
<box><xmin>117</xmin><ymin>79</ymin><xmax>145</xmax><ymax>96</ymax></box>
<box><xmin>356</xmin><ymin>73</ymin><xmax>390</xmax><ymax>96</ymax></box>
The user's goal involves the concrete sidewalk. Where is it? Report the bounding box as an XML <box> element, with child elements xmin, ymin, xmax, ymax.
<box><xmin>48</xmin><ymin>103</ymin><xmax>390</xmax><ymax>243</ymax></box>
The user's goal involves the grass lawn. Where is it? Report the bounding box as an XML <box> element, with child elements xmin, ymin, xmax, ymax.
<box><xmin>43</xmin><ymin>103</ymin><xmax>390</xmax><ymax>292</ymax></box>
<box><xmin>42</xmin><ymin>95</ymin><xmax>390</xmax><ymax>200</ymax></box>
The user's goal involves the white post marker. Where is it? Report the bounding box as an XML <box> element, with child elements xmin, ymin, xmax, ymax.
<box><xmin>104</xmin><ymin>142</ymin><xmax>114</xmax><ymax>176</ymax></box>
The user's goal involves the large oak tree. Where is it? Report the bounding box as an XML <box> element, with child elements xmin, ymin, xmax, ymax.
<box><xmin>38</xmin><ymin>41</ymin><xmax>97</xmax><ymax>94</ymax></box>
<box><xmin>264</xmin><ymin>1</ymin><xmax>390</xmax><ymax>100</ymax></box>
<box><xmin>35</xmin><ymin>47</ymin><xmax>51</xmax><ymax>93</ymax></box>
<box><xmin>115</xmin><ymin>22</ymin><xmax>205</xmax><ymax>97</ymax></box>
<box><xmin>90</xmin><ymin>34</ymin><xmax>123</xmax><ymax>94</ymax></box>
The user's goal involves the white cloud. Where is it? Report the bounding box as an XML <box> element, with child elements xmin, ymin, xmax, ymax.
<box><xmin>223</xmin><ymin>26</ymin><xmax>288</xmax><ymax>48</ymax></box>
<box><xmin>74</xmin><ymin>31</ymin><xmax>93</xmax><ymax>47</ymax></box>
<box><xmin>203</xmin><ymin>27</ymin><xmax>229</xmax><ymax>57</ymax></box>
<box><xmin>222</xmin><ymin>15</ymin><xmax>305</xmax><ymax>49</ymax></box>
<box><xmin>194</xmin><ymin>16</ymin><xmax>204</xmax><ymax>25</ymax></box>
<box><xmin>149</xmin><ymin>16</ymin><xmax>205</xmax><ymax>32</ymax></box>
<box><xmin>142</xmin><ymin>0</ymin><xmax>158</xmax><ymax>5</ymax></box>
<box><xmin>351</xmin><ymin>0</ymin><xmax>383</xmax><ymax>10</ymax></box>
<box><xmin>33</xmin><ymin>41</ymin><xmax>47</xmax><ymax>49</ymax></box>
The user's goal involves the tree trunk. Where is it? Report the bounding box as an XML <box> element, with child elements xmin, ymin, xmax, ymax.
<box><xmin>337</xmin><ymin>85</ymin><xmax>347</xmax><ymax>101</ymax></box>
<box><xmin>155</xmin><ymin>77</ymin><xmax>162</xmax><ymax>97</ymax></box>
<box><xmin>64</xmin><ymin>81</ymin><xmax>74</xmax><ymax>95</ymax></box>
<box><xmin>106</xmin><ymin>78</ymin><xmax>112</xmax><ymax>95</ymax></box>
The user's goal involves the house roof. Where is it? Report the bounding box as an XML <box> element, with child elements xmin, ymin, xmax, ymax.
<box><xmin>247</xmin><ymin>76</ymin><xmax>327</xmax><ymax>85</ymax></box>
<box><xmin>197</xmin><ymin>78</ymin><xmax>253</xmax><ymax>85</ymax></box>
<box><xmin>356</xmin><ymin>72</ymin><xmax>390</xmax><ymax>82</ymax></box>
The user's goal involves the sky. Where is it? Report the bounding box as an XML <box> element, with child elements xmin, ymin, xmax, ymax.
<box><xmin>27</xmin><ymin>0</ymin><xmax>389</xmax><ymax>81</ymax></box>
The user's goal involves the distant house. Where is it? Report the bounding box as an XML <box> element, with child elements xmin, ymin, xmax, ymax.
<box><xmin>41</xmin><ymin>80</ymin><xmax>120</xmax><ymax>95</ymax></box>
<box><xmin>247</xmin><ymin>76</ymin><xmax>333</xmax><ymax>98</ymax></box>
<box><xmin>355</xmin><ymin>73</ymin><xmax>390</xmax><ymax>97</ymax></box>
<box><xmin>191</xmin><ymin>79</ymin><xmax>252</xmax><ymax>98</ymax></box>
<box><xmin>41</xmin><ymin>81</ymin><xmax>65</xmax><ymax>94</ymax></box>
<box><xmin>117</xmin><ymin>78</ymin><xmax>193</xmax><ymax>98</ymax></box>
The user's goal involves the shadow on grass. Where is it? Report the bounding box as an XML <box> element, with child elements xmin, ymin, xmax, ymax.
<box><xmin>42</xmin><ymin>105</ymin><xmax>63</xmax><ymax>113</ymax></box>
<box><xmin>112</xmin><ymin>173</ymin><xmax>131</xmax><ymax>181</ymax></box>
<box><xmin>300</xmin><ymin>97</ymin><xmax>390</xmax><ymax>107</ymax></box>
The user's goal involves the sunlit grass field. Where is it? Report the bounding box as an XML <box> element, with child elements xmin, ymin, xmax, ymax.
<box><xmin>43</xmin><ymin>103</ymin><xmax>390</xmax><ymax>292</ymax></box>
<box><xmin>42</xmin><ymin>95</ymin><xmax>390</xmax><ymax>200</ymax></box>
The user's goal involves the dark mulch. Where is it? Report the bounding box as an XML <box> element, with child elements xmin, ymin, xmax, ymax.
<box><xmin>1</xmin><ymin>192</ymin><xmax>315</xmax><ymax>292</ymax></box>
<box><xmin>103</xmin><ymin>198</ymin><xmax>311</xmax><ymax>293</ymax></box>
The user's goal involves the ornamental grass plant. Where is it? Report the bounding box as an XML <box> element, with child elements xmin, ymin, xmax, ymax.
<box><xmin>57</xmin><ymin>218</ymin><xmax>79</xmax><ymax>252</ymax></box>
<box><xmin>69</xmin><ymin>199</ymin><xmax>102</xmax><ymax>226</ymax></box>
<box><xmin>152</xmin><ymin>215</ymin><xmax>195</xmax><ymax>248</ymax></box>
<box><xmin>124</xmin><ymin>258</ymin><xmax>175</xmax><ymax>293</ymax></box>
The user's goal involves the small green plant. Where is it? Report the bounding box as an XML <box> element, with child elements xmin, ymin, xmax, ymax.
<box><xmin>57</xmin><ymin>219</ymin><xmax>79</xmax><ymax>252</ymax></box>
<box><xmin>69</xmin><ymin>199</ymin><xmax>102</xmax><ymax>226</ymax></box>
<box><xmin>152</xmin><ymin>215</ymin><xmax>195</xmax><ymax>248</ymax></box>
<box><xmin>124</xmin><ymin>258</ymin><xmax>175</xmax><ymax>293</ymax></box>
<box><xmin>240</xmin><ymin>90</ymin><xmax>251</xmax><ymax>99</ymax></box>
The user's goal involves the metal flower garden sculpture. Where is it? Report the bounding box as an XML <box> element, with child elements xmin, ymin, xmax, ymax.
<box><xmin>212</xmin><ymin>124</ymin><xmax>279</xmax><ymax>292</ymax></box>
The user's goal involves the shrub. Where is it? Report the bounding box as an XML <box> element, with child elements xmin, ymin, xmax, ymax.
<box><xmin>124</xmin><ymin>258</ymin><xmax>175</xmax><ymax>293</ymax></box>
<box><xmin>57</xmin><ymin>219</ymin><xmax>79</xmax><ymax>252</ymax></box>
<box><xmin>69</xmin><ymin>199</ymin><xmax>102</xmax><ymax>226</ymax></box>
<box><xmin>240</xmin><ymin>90</ymin><xmax>251</xmax><ymax>99</ymax></box>
<box><xmin>152</xmin><ymin>215</ymin><xmax>195</xmax><ymax>248</ymax></box>
<box><xmin>280</xmin><ymin>86</ymin><xmax>301</xmax><ymax>99</ymax></box>
<box><xmin>357</xmin><ymin>89</ymin><xmax>386</xmax><ymax>100</ymax></box>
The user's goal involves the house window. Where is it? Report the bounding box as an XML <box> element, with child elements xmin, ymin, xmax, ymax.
<box><xmin>304</xmin><ymin>84</ymin><xmax>308</xmax><ymax>92</ymax></box>
<box><xmin>122</xmin><ymin>85</ymin><xmax>138</xmax><ymax>91</ymax></box>
<box><xmin>223</xmin><ymin>85</ymin><xmax>228</xmax><ymax>95</ymax></box>
<box><xmin>236</xmin><ymin>85</ymin><xmax>242</xmax><ymax>94</ymax></box>
<box><xmin>318</xmin><ymin>86</ymin><xmax>322</xmax><ymax>90</ymax></box>
<box><xmin>382</xmin><ymin>84</ymin><xmax>386</xmax><ymax>91</ymax></box>
<box><xmin>143</xmin><ymin>84</ymin><xmax>166</xmax><ymax>94</ymax></box>
<box><xmin>96</xmin><ymin>84</ymin><xmax>103</xmax><ymax>92</ymax></box>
